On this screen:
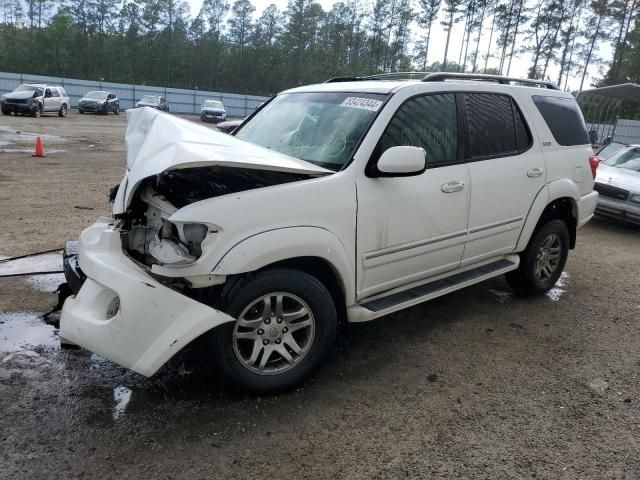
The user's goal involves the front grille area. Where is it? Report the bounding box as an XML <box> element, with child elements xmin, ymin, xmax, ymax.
<box><xmin>5</xmin><ymin>98</ymin><xmax>27</xmax><ymax>104</ymax></box>
<box><xmin>594</xmin><ymin>182</ymin><xmax>630</xmax><ymax>201</ymax></box>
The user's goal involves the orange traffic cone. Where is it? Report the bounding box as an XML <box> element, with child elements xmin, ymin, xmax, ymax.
<box><xmin>33</xmin><ymin>136</ymin><xmax>45</xmax><ymax>157</ymax></box>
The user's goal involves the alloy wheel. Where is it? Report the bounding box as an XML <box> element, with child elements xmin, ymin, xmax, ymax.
<box><xmin>534</xmin><ymin>233</ymin><xmax>561</xmax><ymax>281</ymax></box>
<box><xmin>232</xmin><ymin>293</ymin><xmax>315</xmax><ymax>375</ymax></box>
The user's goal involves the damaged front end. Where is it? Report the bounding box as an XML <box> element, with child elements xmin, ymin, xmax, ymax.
<box><xmin>60</xmin><ymin>107</ymin><xmax>330</xmax><ymax>376</ymax></box>
<box><xmin>118</xmin><ymin>166</ymin><xmax>307</xmax><ymax>281</ymax></box>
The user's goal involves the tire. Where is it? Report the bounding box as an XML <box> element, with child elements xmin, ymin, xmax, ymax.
<box><xmin>32</xmin><ymin>105</ymin><xmax>41</xmax><ymax>118</ymax></box>
<box><xmin>114</xmin><ymin>104</ymin><xmax>119</xmax><ymax>115</ymax></box>
<box><xmin>208</xmin><ymin>268</ymin><xmax>338</xmax><ymax>394</ymax></box>
<box><xmin>58</xmin><ymin>104</ymin><xmax>67</xmax><ymax>117</ymax></box>
<box><xmin>79</xmin><ymin>109</ymin><xmax>84</xmax><ymax>114</ymax></box>
<box><xmin>1</xmin><ymin>106</ymin><xmax>9</xmax><ymax>115</ymax></box>
<box><xmin>506</xmin><ymin>219</ymin><xmax>570</xmax><ymax>295</ymax></box>
<box><xmin>200</xmin><ymin>114</ymin><xmax>207</xmax><ymax>122</ymax></box>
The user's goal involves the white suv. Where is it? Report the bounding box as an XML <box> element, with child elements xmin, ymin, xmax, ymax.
<box><xmin>1</xmin><ymin>84</ymin><xmax>69</xmax><ymax>117</ymax></box>
<box><xmin>60</xmin><ymin>74</ymin><xmax>599</xmax><ymax>393</ymax></box>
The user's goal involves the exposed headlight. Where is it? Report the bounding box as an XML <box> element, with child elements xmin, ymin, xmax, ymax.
<box><xmin>148</xmin><ymin>221</ymin><xmax>211</xmax><ymax>265</ymax></box>
<box><xmin>630</xmin><ymin>194</ymin><xmax>640</xmax><ymax>204</ymax></box>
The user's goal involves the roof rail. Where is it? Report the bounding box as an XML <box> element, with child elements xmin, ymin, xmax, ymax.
<box><xmin>324</xmin><ymin>72</ymin><xmax>430</xmax><ymax>83</ymax></box>
<box><xmin>422</xmin><ymin>72</ymin><xmax>561</xmax><ymax>90</ymax></box>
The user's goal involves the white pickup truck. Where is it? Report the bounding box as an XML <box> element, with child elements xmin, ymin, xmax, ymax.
<box><xmin>61</xmin><ymin>73</ymin><xmax>599</xmax><ymax>393</ymax></box>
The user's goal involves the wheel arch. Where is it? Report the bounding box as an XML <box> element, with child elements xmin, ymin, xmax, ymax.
<box><xmin>212</xmin><ymin>226</ymin><xmax>355</xmax><ymax>306</ymax></box>
<box><xmin>516</xmin><ymin>181</ymin><xmax>579</xmax><ymax>251</ymax></box>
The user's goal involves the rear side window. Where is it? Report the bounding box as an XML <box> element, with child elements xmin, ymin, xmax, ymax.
<box><xmin>463</xmin><ymin>93</ymin><xmax>531</xmax><ymax>158</ymax></box>
<box><xmin>377</xmin><ymin>93</ymin><xmax>458</xmax><ymax>166</ymax></box>
<box><xmin>532</xmin><ymin>95</ymin><xmax>589</xmax><ymax>146</ymax></box>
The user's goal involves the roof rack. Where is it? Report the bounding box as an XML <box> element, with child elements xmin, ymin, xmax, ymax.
<box><xmin>422</xmin><ymin>72</ymin><xmax>561</xmax><ymax>90</ymax></box>
<box><xmin>324</xmin><ymin>72</ymin><xmax>430</xmax><ymax>83</ymax></box>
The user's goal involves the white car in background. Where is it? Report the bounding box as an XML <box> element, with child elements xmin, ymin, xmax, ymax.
<box><xmin>594</xmin><ymin>145</ymin><xmax>640</xmax><ymax>225</ymax></box>
<box><xmin>60</xmin><ymin>73</ymin><xmax>599</xmax><ymax>393</ymax></box>
<box><xmin>201</xmin><ymin>100</ymin><xmax>227</xmax><ymax>123</ymax></box>
<box><xmin>1</xmin><ymin>83</ymin><xmax>69</xmax><ymax>117</ymax></box>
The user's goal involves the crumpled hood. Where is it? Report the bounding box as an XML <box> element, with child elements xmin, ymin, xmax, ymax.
<box><xmin>115</xmin><ymin>107</ymin><xmax>331</xmax><ymax>212</ymax></box>
<box><xmin>596</xmin><ymin>163</ymin><xmax>640</xmax><ymax>192</ymax></box>
<box><xmin>3</xmin><ymin>91</ymin><xmax>38</xmax><ymax>100</ymax></box>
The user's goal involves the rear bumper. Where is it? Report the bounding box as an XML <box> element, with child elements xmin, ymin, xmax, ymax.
<box><xmin>596</xmin><ymin>196</ymin><xmax>640</xmax><ymax>225</ymax></box>
<box><xmin>577</xmin><ymin>190</ymin><xmax>599</xmax><ymax>228</ymax></box>
<box><xmin>60</xmin><ymin>218</ymin><xmax>234</xmax><ymax>376</ymax></box>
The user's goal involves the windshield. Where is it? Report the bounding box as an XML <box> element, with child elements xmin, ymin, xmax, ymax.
<box><xmin>14</xmin><ymin>84</ymin><xmax>43</xmax><ymax>96</ymax></box>
<box><xmin>204</xmin><ymin>100</ymin><xmax>223</xmax><ymax>109</ymax></box>
<box><xmin>597</xmin><ymin>141</ymin><xmax>625</xmax><ymax>159</ymax></box>
<box><xmin>235</xmin><ymin>92</ymin><xmax>386</xmax><ymax>170</ymax></box>
<box><xmin>85</xmin><ymin>91</ymin><xmax>107</xmax><ymax>100</ymax></box>
<box><xmin>604</xmin><ymin>147</ymin><xmax>640</xmax><ymax>172</ymax></box>
<box><xmin>140</xmin><ymin>95</ymin><xmax>159</xmax><ymax>103</ymax></box>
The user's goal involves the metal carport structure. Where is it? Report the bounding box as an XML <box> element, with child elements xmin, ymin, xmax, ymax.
<box><xmin>577</xmin><ymin>83</ymin><xmax>640</xmax><ymax>145</ymax></box>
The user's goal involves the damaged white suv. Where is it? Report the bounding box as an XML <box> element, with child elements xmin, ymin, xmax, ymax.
<box><xmin>61</xmin><ymin>73</ymin><xmax>599</xmax><ymax>393</ymax></box>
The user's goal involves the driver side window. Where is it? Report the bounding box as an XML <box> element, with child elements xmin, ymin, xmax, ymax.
<box><xmin>378</xmin><ymin>93</ymin><xmax>458</xmax><ymax>166</ymax></box>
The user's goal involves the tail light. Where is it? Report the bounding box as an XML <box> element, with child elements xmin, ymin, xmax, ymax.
<box><xmin>588</xmin><ymin>155</ymin><xmax>600</xmax><ymax>179</ymax></box>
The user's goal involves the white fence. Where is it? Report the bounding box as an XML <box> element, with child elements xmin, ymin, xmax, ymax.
<box><xmin>0</xmin><ymin>72</ymin><xmax>269</xmax><ymax>117</ymax></box>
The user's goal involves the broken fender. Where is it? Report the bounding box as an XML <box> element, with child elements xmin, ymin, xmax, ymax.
<box><xmin>60</xmin><ymin>218</ymin><xmax>234</xmax><ymax>376</ymax></box>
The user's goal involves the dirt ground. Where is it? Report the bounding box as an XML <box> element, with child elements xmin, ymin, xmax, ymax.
<box><xmin>1</xmin><ymin>112</ymin><xmax>640</xmax><ymax>479</ymax></box>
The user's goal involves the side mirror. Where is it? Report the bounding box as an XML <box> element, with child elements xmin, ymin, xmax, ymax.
<box><xmin>376</xmin><ymin>146</ymin><xmax>426</xmax><ymax>177</ymax></box>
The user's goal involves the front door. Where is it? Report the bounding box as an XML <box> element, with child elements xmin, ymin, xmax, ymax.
<box><xmin>460</xmin><ymin>92</ymin><xmax>546</xmax><ymax>266</ymax></box>
<box><xmin>356</xmin><ymin>93</ymin><xmax>470</xmax><ymax>299</ymax></box>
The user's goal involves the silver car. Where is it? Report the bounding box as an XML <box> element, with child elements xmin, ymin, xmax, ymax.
<box><xmin>594</xmin><ymin>145</ymin><xmax>640</xmax><ymax>225</ymax></box>
<box><xmin>200</xmin><ymin>100</ymin><xmax>227</xmax><ymax>123</ymax></box>
<box><xmin>1</xmin><ymin>84</ymin><xmax>70</xmax><ymax>117</ymax></box>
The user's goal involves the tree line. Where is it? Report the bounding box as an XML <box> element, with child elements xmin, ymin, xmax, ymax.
<box><xmin>0</xmin><ymin>0</ymin><xmax>637</xmax><ymax>96</ymax></box>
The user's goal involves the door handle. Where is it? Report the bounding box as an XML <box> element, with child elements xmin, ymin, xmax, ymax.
<box><xmin>527</xmin><ymin>167</ymin><xmax>544</xmax><ymax>178</ymax></box>
<box><xmin>441</xmin><ymin>181</ymin><xmax>465</xmax><ymax>193</ymax></box>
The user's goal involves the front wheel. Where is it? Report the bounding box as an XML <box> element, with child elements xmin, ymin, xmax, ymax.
<box><xmin>506</xmin><ymin>219</ymin><xmax>570</xmax><ymax>295</ymax></box>
<box><xmin>208</xmin><ymin>268</ymin><xmax>337</xmax><ymax>394</ymax></box>
<box><xmin>114</xmin><ymin>104</ymin><xmax>119</xmax><ymax>115</ymax></box>
<box><xmin>1</xmin><ymin>106</ymin><xmax>9</xmax><ymax>115</ymax></box>
<box><xmin>32</xmin><ymin>105</ymin><xmax>41</xmax><ymax>118</ymax></box>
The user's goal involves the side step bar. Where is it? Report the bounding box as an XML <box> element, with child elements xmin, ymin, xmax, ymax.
<box><xmin>348</xmin><ymin>256</ymin><xmax>519</xmax><ymax>322</ymax></box>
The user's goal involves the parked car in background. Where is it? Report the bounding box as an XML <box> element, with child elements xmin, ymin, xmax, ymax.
<box><xmin>595</xmin><ymin>141</ymin><xmax>626</xmax><ymax>160</ymax></box>
<box><xmin>1</xmin><ymin>84</ymin><xmax>69</xmax><ymax>117</ymax></box>
<box><xmin>216</xmin><ymin>118</ymin><xmax>243</xmax><ymax>133</ymax></box>
<box><xmin>594</xmin><ymin>145</ymin><xmax>640</xmax><ymax>225</ymax></box>
<box><xmin>200</xmin><ymin>100</ymin><xmax>227</xmax><ymax>123</ymax></box>
<box><xmin>60</xmin><ymin>73</ymin><xmax>599</xmax><ymax>394</ymax></box>
<box><xmin>136</xmin><ymin>95</ymin><xmax>169</xmax><ymax>112</ymax></box>
<box><xmin>78</xmin><ymin>91</ymin><xmax>119</xmax><ymax>115</ymax></box>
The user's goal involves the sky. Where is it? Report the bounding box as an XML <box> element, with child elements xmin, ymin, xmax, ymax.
<box><xmin>185</xmin><ymin>0</ymin><xmax>605</xmax><ymax>92</ymax></box>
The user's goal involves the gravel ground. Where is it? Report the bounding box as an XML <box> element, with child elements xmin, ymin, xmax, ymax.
<box><xmin>1</xmin><ymin>112</ymin><xmax>640</xmax><ymax>479</ymax></box>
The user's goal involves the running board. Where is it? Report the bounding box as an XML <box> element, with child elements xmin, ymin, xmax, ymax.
<box><xmin>348</xmin><ymin>256</ymin><xmax>519</xmax><ymax>322</ymax></box>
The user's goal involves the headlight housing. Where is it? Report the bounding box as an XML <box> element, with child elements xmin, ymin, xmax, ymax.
<box><xmin>148</xmin><ymin>221</ymin><xmax>211</xmax><ymax>265</ymax></box>
<box><xmin>630</xmin><ymin>194</ymin><xmax>640</xmax><ymax>204</ymax></box>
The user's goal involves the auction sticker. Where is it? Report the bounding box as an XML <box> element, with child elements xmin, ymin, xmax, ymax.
<box><xmin>340</xmin><ymin>97</ymin><xmax>383</xmax><ymax>111</ymax></box>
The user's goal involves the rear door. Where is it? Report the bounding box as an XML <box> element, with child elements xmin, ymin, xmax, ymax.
<box><xmin>461</xmin><ymin>92</ymin><xmax>545</xmax><ymax>266</ymax></box>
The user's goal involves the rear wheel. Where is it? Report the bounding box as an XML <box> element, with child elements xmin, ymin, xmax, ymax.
<box><xmin>208</xmin><ymin>268</ymin><xmax>337</xmax><ymax>394</ymax></box>
<box><xmin>506</xmin><ymin>219</ymin><xmax>569</xmax><ymax>294</ymax></box>
<box><xmin>58</xmin><ymin>104</ymin><xmax>67</xmax><ymax>117</ymax></box>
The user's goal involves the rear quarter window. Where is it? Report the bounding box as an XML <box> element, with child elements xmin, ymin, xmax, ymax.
<box><xmin>532</xmin><ymin>95</ymin><xmax>589</xmax><ymax>146</ymax></box>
